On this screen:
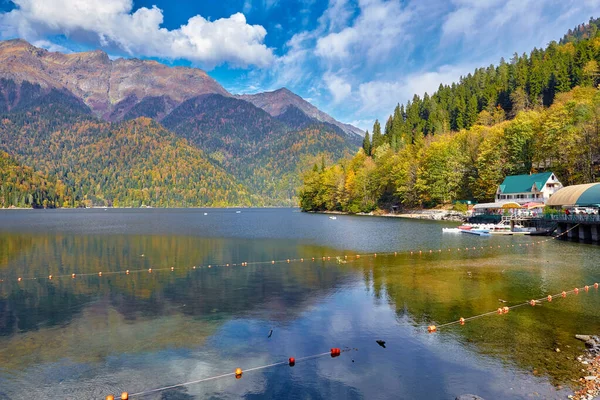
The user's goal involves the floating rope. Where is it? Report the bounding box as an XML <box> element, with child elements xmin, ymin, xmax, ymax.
<box><xmin>105</xmin><ymin>348</ymin><xmax>350</xmax><ymax>399</ymax></box>
<box><xmin>427</xmin><ymin>281</ymin><xmax>599</xmax><ymax>333</ymax></box>
<box><xmin>1</xmin><ymin>225</ymin><xmax>577</xmax><ymax>285</ymax></box>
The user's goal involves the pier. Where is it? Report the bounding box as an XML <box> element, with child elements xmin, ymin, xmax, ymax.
<box><xmin>546</xmin><ymin>214</ymin><xmax>600</xmax><ymax>243</ymax></box>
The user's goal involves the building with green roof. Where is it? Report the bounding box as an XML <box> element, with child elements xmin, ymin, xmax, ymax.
<box><xmin>495</xmin><ymin>172</ymin><xmax>563</xmax><ymax>204</ymax></box>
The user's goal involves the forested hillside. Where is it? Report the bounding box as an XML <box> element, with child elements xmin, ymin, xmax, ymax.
<box><xmin>0</xmin><ymin>98</ymin><xmax>252</xmax><ymax>207</ymax></box>
<box><xmin>0</xmin><ymin>151</ymin><xmax>73</xmax><ymax>208</ymax></box>
<box><xmin>300</xmin><ymin>23</ymin><xmax>600</xmax><ymax>213</ymax></box>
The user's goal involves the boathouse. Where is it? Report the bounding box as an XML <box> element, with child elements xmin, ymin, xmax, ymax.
<box><xmin>545</xmin><ymin>183</ymin><xmax>600</xmax><ymax>242</ymax></box>
<box><xmin>495</xmin><ymin>172</ymin><xmax>562</xmax><ymax>204</ymax></box>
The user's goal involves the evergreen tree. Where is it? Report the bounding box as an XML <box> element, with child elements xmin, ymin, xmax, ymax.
<box><xmin>362</xmin><ymin>130</ymin><xmax>372</xmax><ymax>156</ymax></box>
<box><xmin>371</xmin><ymin>120</ymin><xmax>384</xmax><ymax>151</ymax></box>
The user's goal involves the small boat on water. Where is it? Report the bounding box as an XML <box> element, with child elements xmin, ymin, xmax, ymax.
<box><xmin>329</xmin><ymin>216</ymin><xmax>337</xmax><ymax>220</ymax></box>
<box><xmin>461</xmin><ymin>229</ymin><xmax>491</xmax><ymax>237</ymax></box>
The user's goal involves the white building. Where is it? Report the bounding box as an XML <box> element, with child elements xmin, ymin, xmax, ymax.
<box><xmin>495</xmin><ymin>172</ymin><xmax>563</xmax><ymax>204</ymax></box>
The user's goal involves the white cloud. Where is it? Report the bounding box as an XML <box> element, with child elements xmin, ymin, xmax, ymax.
<box><xmin>0</xmin><ymin>0</ymin><xmax>275</xmax><ymax>69</ymax></box>
<box><xmin>315</xmin><ymin>0</ymin><xmax>410</xmax><ymax>64</ymax></box>
<box><xmin>358</xmin><ymin>63</ymin><xmax>478</xmax><ymax>121</ymax></box>
<box><xmin>324</xmin><ymin>73</ymin><xmax>352</xmax><ymax>104</ymax></box>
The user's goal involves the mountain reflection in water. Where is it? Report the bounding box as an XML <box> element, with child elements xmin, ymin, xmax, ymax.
<box><xmin>0</xmin><ymin>209</ymin><xmax>599</xmax><ymax>399</ymax></box>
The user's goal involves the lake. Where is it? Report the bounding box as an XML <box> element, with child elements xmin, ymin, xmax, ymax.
<box><xmin>0</xmin><ymin>208</ymin><xmax>599</xmax><ymax>399</ymax></box>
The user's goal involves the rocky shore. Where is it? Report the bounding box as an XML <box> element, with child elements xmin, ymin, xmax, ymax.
<box><xmin>319</xmin><ymin>209</ymin><xmax>467</xmax><ymax>222</ymax></box>
<box><xmin>571</xmin><ymin>335</ymin><xmax>600</xmax><ymax>400</ymax></box>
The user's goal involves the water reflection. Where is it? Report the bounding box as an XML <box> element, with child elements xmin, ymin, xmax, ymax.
<box><xmin>0</xmin><ymin>210</ymin><xmax>599</xmax><ymax>399</ymax></box>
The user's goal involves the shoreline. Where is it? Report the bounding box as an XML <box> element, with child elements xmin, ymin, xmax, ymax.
<box><xmin>314</xmin><ymin>209</ymin><xmax>467</xmax><ymax>222</ymax></box>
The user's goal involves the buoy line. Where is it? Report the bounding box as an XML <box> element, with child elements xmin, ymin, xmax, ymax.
<box><xmin>427</xmin><ymin>282</ymin><xmax>599</xmax><ymax>333</ymax></box>
<box><xmin>105</xmin><ymin>349</ymin><xmax>350</xmax><ymax>399</ymax></box>
<box><xmin>0</xmin><ymin>225</ymin><xmax>576</xmax><ymax>286</ymax></box>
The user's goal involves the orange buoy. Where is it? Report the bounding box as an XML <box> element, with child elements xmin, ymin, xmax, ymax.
<box><xmin>529</xmin><ymin>300</ymin><xmax>536</xmax><ymax>306</ymax></box>
<box><xmin>148</xmin><ymin>268</ymin><xmax>152</xmax><ymax>273</ymax></box>
<box><xmin>235</xmin><ymin>367</ymin><xmax>243</xmax><ymax>378</ymax></box>
<box><xmin>459</xmin><ymin>317</ymin><xmax>465</xmax><ymax>325</ymax></box>
<box><xmin>574</xmin><ymin>288</ymin><xmax>580</xmax><ymax>294</ymax></box>
<box><xmin>562</xmin><ymin>291</ymin><xmax>567</xmax><ymax>298</ymax></box>
<box><xmin>289</xmin><ymin>357</ymin><xmax>295</xmax><ymax>366</ymax></box>
<box><xmin>121</xmin><ymin>393</ymin><xmax>129</xmax><ymax>400</ymax></box>
<box><xmin>106</xmin><ymin>396</ymin><xmax>115</xmax><ymax>400</ymax></box>
<box><xmin>427</xmin><ymin>325</ymin><xmax>437</xmax><ymax>333</ymax></box>
<box><xmin>126</xmin><ymin>270</ymin><xmax>130</xmax><ymax>274</ymax></box>
<box><xmin>330</xmin><ymin>348</ymin><xmax>341</xmax><ymax>357</ymax></box>
<box><xmin>585</xmin><ymin>285</ymin><xmax>589</xmax><ymax>292</ymax></box>
<box><xmin>98</xmin><ymin>271</ymin><xmax>102</xmax><ymax>277</ymax></box>
<box><xmin>502</xmin><ymin>306</ymin><xmax>509</xmax><ymax>314</ymax></box>
<box><xmin>72</xmin><ymin>273</ymin><xmax>76</xmax><ymax>279</ymax></box>
<box><xmin>595</xmin><ymin>283</ymin><xmax>599</xmax><ymax>289</ymax></box>
<box><xmin>547</xmin><ymin>295</ymin><xmax>552</xmax><ymax>302</ymax></box>
<box><xmin>18</xmin><ymin>277</ymin><xmax>22</xmax><ymax>282</ymax></box>
<box><xmin>48</xmin><ymin>275</ymin><xmax>52</xmax><ymax>280</ymax></box>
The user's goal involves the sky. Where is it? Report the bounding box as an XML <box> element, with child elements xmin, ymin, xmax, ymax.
<box><xmin>0</xmin><ymin>0</ymin><xmax>599</xmax><ymax>130</ymax></box>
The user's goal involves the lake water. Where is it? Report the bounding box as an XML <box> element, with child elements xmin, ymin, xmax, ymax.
<box><xmin>0</xmin><ymin>208</ymin><xmax>599</xmax><ymax>399</ymax></box>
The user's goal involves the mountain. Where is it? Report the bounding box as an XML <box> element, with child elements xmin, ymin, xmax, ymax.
<box><xmin>0</xmin><ymin>97</ymin><xmax>252</xmax><ymax>207</ymax></box>
<box><xmin>0</xmin><ymin>39</ymin><xmax>362</xmax><ymax>207</ymax></box>
<box><xmin>0</xmin><ymin>39</ymin><xmax>229</xmax><ymax>119</ymax></box>
<box><xmin>237</xmin><ymin>88</ymin><xmax>364</xmax><ymax>138</ymax></box>
<box><xmin>162</xmin><ymin>94</ymin><xmax>357</xmax><ymax>204</ymax></box>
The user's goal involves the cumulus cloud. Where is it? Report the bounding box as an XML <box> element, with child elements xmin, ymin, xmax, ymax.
<box><xmin>358</xmin><ymin>63</ymin><xmax>479</xmax><ymax>118</ymax></box>
<box><xmin>324</xmin><ymin>73</ymin><xmax>352</xmax><ymax>104</ymax></box>
<box><xmin>0</xmin><ymin>0</ymin><xmax>275</xmax><ymax>69</ymax></box>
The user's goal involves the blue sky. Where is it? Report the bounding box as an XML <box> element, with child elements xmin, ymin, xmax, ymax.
<box><xmin>0</xmin><ymin>0</ymin><xmax>599</xmax><ymax>130</ymax></box>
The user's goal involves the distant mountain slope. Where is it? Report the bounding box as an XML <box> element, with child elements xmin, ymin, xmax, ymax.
<box><xmin>0</xmin><ymin>39</ymin><xmax>229</xmax><ymax>118</ymax></box>
<box><xmin>0</xmin><ymin>151</ymin><xmax>72</xmax><ymax>208</ymax></box>
<box><xmin>162</xmin><ymin>94</ymin><xmax>358</xmax><ymax>205</ymax></box>
<box><xmin>0</xmin><ymin>39</ymin><xmax>363</xmax><ymax>206</ymax></box>
<box><xmin>0</xmin><ymin>40</ymin><xmax>363</xmax><ymax>137</ymax></box>
<box><xmin>237</xmin><ymin>88</ymin><xmax>364</xmax><ymax>138</ymax></box>
<box><xmin>0</xmin><ymin>99</ymin><xmax>251</xmax><ymax>207</ymax></box>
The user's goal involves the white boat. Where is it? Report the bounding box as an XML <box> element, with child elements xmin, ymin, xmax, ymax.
<box><xmin>236</xmin><ymin>211</ymin><xmax>241</xmax><ymax>213</ymax></box>
<box><xmin>461</xmin><ymin>229</ymin><xmax>491</xmax><ymax>236</ymax></box>
<box><xmin>329</xmin><ymin>216</ymin><xmax>337</xmax><ymax>220</ymax></box>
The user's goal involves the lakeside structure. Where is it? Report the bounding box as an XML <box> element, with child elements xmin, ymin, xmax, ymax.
<box><xmin>471</xmin><ymin>172</ymin><xmax>562</xmax><ymax>221</ymax></box>
<box><xmin>546</xmin><ymin>183</ymin><xmax>600</xmax><ymax>242</ymax></box>
<box><xmin>495</xmin><ymin>172</ymin><xmax>563</xmax><ymax>204</ymax></box>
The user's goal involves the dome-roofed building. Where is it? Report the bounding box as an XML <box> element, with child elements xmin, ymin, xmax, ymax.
<box><xmin>546</xmin><ymin>183</ymin><xmax>600</xmax><ymax>207</ymax></box>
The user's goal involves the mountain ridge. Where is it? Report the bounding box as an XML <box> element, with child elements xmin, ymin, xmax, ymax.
<box><xmin>0</xmin><ymin>39</ymin><xmax>362</xmax><ymax>136</ymax></box>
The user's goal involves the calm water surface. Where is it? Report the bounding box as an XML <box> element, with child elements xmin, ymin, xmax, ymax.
<box><xmin>0</xmin><ymin>209</ymin><xmax>599</xmax><ymax>399</ymax></box>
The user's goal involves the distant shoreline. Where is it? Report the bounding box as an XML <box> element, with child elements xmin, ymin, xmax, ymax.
<box><xmin>310</xmin><ymin>209</ymin><xmax>467</xmax><ymax>222</ymax></box>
